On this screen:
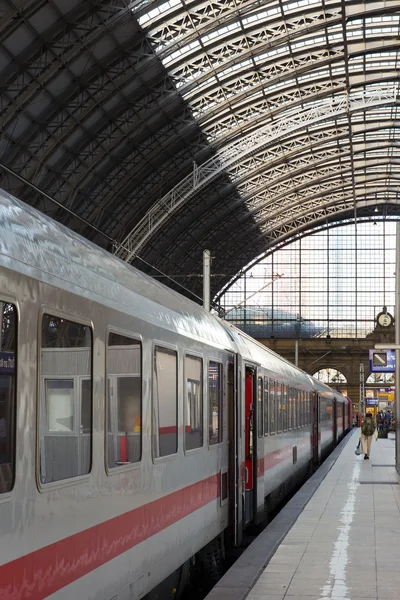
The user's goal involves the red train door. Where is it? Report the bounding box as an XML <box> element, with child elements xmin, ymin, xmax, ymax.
<box><xmin>245</xmin><ymin>367</ymin><xmax>255</xmax><ymax>524</ymax></box>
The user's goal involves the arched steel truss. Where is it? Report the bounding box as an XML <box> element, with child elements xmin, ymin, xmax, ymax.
<box><xmin>1</xmin><ymin>0</ymin><xmax>400</xmax><ymax>299</ymax></box>
<box><xmin>116</xmin><ymin>85</ymin><xmax>399</xmax><ymax>260</ymax></box>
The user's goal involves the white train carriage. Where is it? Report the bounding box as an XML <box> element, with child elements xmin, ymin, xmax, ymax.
<box><xmin>0</xmin><ymin>188</ymin><xmax>351</xmax><ymax>600</ymax></box>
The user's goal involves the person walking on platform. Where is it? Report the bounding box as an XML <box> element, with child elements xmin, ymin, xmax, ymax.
<box><xmin>361</xmin><ymin>412</ymin><xmax>375</xmax><ymax>460</ymax></box>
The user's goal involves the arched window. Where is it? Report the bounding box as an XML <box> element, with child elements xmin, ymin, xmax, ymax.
<box><xmin>366</xmin><ymin>372</ymin><xmax>394</xmax><ymax>384</ymax></box>
<box><xmin>313</xmin><ymin>368</ymin><xmax>347</xmax><ymax>384</ymax></box>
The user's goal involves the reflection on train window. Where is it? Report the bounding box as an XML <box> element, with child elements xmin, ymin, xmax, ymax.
<box><xmin>257</xmin><ymin>377</ymin><xmax>263</xmax><ymax>437</ymax></box>
<box><xmin>293</xmin><ymin>388</ymin><xmax>297</xmax><ymax>428</ymax></box>
<box><xmin>263</xmin><ymin>378</ymin><xmax>269</xmax><ymax>435</ymax></box>
<box><xmin>269</xmin><ymin>380</ymin><xmax>276</xmax><ymax>433</ymax></box>
<box><xmin>107</xmin><ymin>333</ymin><xmax>142</xmax><ymax>468</ymax></box>
<box><xmin>283</xmin><ymin>385</ymin><xmax>288</xmax><ymax>431</ymax></box>
<box><xmin>276</xmin><ymin>383</ymin><xmax>282</xmax><ymax>432</ymax></box>
<box><xmin>306</xmin><ymin>391</ymin><xmax>309</xmax><ymax>426</ymax></box>
<box><xmin>0</xmin><ymin>302</ymin><xmax>17</xmax><ymax>494</ymax></box>
<box><xmin>40</xmin><ymin>314</ymin><xmax>92</xmax><ymax>484</ymax></box>
<box><xmin>185</xmin><ymin>355</ymin><xmax>203</xmax><ymax>451</ymax></box>
<box><xmin>300</xmin><ymin>391</ymin><xmax>304</xmax><ymax>427</ymax></box>
<box><xmin>289</xmin><ymin>387</ymin><xmax>293</xmax><ymax>429</ymax></box>
<box><xmin>153</xmin><ymin>347</ymin><xmax>178</xmax><ymax>458</ymax></box>
<box><xmin>46</xmin><ymin>380</ymin><xmax>74</xmax><ymax>431</ymax></box>
<box><xmin>209</xmin><ymin>361</ymin><xmax>222</xmax><ymax>445</ymax></box>
<box><xmin>81</xmin><ymin>379</ymin><xmax>91</xmax><ymax>434</ymax></box>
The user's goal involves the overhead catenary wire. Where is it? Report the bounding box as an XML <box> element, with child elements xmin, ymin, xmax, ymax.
<box><xmin>0</xmin><ymin>164</ymin><xmax>207</xmax><ymax>304</ymax></box>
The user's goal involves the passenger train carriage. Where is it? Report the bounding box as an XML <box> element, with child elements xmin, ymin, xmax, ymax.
<box><xmin>0</xmin><ymin>189</ymin><xmax>351</xmax><ymax>600</ymax></box>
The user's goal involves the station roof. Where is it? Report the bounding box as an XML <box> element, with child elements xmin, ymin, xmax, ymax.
<box><xmin>0</xmin><ymin>0</ymin><xmax>399</xmax><ymax>300</ymax></box>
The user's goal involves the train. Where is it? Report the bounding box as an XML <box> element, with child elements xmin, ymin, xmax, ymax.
<box><xmin>0</xmin><ymin>188</ymin><xmax>351</xmax><ymax>600</ymax></box>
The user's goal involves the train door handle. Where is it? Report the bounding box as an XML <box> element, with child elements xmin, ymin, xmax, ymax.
<box><xmin>245</xmin><ymin>467</ymin><xmax>249</xmax><ymax>484</ymax></box>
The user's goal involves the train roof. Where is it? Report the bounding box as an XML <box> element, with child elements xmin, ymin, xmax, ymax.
<box><xmin>0</xmin><ymin>188</ymin><xmax>354</xmax><ymax>404</ymax></box>
<box><xmin>310</xmin><ymin>375</ymin><xmax>348</xmax><ymax>402</ymax></box>
<box><xmin>223</xmin><ymin>323</ymin><xmax>312</xmax><ymax>386</ymax></box>
<box><xmin>0</xmin><ymin>189</ymin><xmax>236</xmax><ymax>349</ymax></box>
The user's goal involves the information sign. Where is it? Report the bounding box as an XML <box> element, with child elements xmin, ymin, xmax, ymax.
<box><xmin>366</xmin><ymin>398</ymin><xmax>379</xmax><ymax>405</ymax></box>
<box><xmin>369</xmin><ymin>349</ymin><xmax>395</xmax><ymax>373</ymax></box>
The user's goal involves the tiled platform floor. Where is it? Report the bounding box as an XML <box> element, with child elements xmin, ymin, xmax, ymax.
<box><xmin>247</xmin><ymin>430</ymin><xmax>399</xmax><ymax>600</ymax></box>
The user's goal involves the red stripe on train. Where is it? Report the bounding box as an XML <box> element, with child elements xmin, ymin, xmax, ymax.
<box><xmin>0</xmin><ymin>474</ymin><xmax>220</xmax><ymax>600</ymax></box>
<box><xmin>257</xmin><ymin>436</ymin><xmax>313</xmax><ymax>477</ymax></box>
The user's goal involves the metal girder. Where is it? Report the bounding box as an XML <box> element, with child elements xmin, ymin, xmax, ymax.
<box><xmin>1</xmin><ymin>0</ymin><xmax>400</xmax><ymax>296</ymax></box>
<box><xmin>115</xmin><ymin>84</ymin><xmax>399</xmax><ymax>261</ymax></box>
<box><xmin>216</xmin><ymin>185</ymin><xmax>400</xmax><ymax>263</ymax></box>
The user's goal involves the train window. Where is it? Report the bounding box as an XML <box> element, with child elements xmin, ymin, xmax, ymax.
<box><xmin>264</xmin><ymin>377</ymin><xmax>269</xmax><ymax>435</ymax></box>
<box><xmin>0</xmin><ymin>302</ymin><xmax>17</xmax><ymax>494</ymax></box>
<box><xmin>153</xmin><ymin>347</ymin><xmax>178</xmax><ymax>458</ymax></box>
<box><xmin>290</xmin><ymin>388</ymin><xmax>296</xmax><ymax>429</ymax></box>
<box><xmin>276</xmin><ymin>382</ymin><xmax>282</xmax><ymax>433</ymax></box>
<box><xmin>107</xmin><ymin>333</ymin><xmax>142</xmax><ymax>469</ymax></box>
<box><xmin>269</xmin><ymin>379</ymin><xmax>276</xmax><ymax>433</ymax></box>
<box><xmin>300</xmin><ymin>391</ymin><xmax>304</xmax><ymax>427</ymax></box>
<box><xmin>283</xmin><ymin>385</ymin><xmax>288</xmax><ymax>431</ymax></box>
<box><xmin>306</xmin><ymin>392</ymin><xmax>309</xmax><ymax>425</ymax></box>
<box><xmin>209</xmin><ymin>361</ymin><xmax>222</xmax><ymax>445</ymax></box>
<box><xmin>257</xmin><ymin>377</ymin><xmax>263</xmax><ymax>437</ymax></box>
<box><xmin>296</xmin><ymin>388</ymin><xmax>300</xmax><ymax>428</ymax></box>
<box><xmin>40</xmin><ymin>314</ymin><xmax>92</xmax><ymax>484</ymax></box>
<box><xmin>185</xmin><ymin>355</ymin><xmax>203</xmax><ymax>451</ymax></box>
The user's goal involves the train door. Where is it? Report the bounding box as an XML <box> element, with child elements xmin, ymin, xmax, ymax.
<box><xmin>333</xmin><ymin>397</ymin><xmax>337</xmax><ymax>444</ymax></box>
<box><xmin>312</xmin><ymin>391</ymin><xmax>320</xmax><ymax>466</ymax></box>
<box><xmin>227</xmin><ymin>355</ymin><xmax>242</xmax><ymax>546</ymax></box>
<box><xmin>244</xmin><ymin>366</ymin><xmax>256</xmax><ymax>524</ymax></box>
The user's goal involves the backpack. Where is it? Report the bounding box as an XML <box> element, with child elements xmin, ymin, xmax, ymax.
<box><xmin>362</xmin><ymin>418</ymin><xmax>375</xmax><ymax>436</ymax></box>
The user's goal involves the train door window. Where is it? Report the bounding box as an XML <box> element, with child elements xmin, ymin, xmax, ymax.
<box><xmin>307</xmin><ymin>392</ymin><xmax>311</xmax><ymax>425</ymax></box>
<box><xmin>257</xmin><ymin>377</ymin><xmax>263</xmax><ymax>437</ymax></box>
<box><xmin>269</xmin><ymin>379</ymin><xmax>276</xmax><ymax>433</ymax></box>
<box><xmin>263</xmin><ymin>377</ymin><xmax>269</xmax><ymax>435</ymax></box>
<box><xmin>0</xmin><ymin>302</ymin><xmax>17</xmax><ymax>494</ymax></box>
<box><xmin>185</xmin><ymin>355</ymin><xmax>203</xmax><ymax>451</ymax></box>
<box><xmin>276</xmin><ymin>382</ymin><xmax>282</xmax><ymax>433</ymax></box>
<box><xmin>40</xmin><ymin>314</ymin><xmax>92</xmax><ymax>484</ymax></box>
<box><xmin>283</xmin><ymin>385</ymin><xmax>288</xmax><ymax>431</ymax></box>
<box><xmin>107</xmin><ymin>333</ymin><xmax>142</xmax><ymax>469</ymax></box>
<box><xmin>209</xmin><ymin>361</ymin><xmax>222</xmax><ymax>445</ymax></box>
<box><xmin>153</xmin><ymin>347</ymin><xmax>178</xmax><ymax>458</ymax></box>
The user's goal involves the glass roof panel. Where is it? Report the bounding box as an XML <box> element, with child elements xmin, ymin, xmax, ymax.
<box><xmin>129</xmin><ymin>0</ymin><xmax>400</xmax><ymax>256</ymax></box>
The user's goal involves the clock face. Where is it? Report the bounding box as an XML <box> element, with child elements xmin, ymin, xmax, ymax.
<box><xmin>378</xmin><ymin>312</ymin><xmax>393</xmax><ymax>327</ymax></box>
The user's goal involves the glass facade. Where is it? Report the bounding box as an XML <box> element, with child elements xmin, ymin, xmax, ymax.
<box><xmin>219</xmin><ymin>221</ymin><xmax>397</xmax><ymax>339</ymax></box>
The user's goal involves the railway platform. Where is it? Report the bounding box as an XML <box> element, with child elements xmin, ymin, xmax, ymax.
<box><xmin>206</xmin><ymin>429</ymin><xmax>399</xmax><ymax>600</ymax></box>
